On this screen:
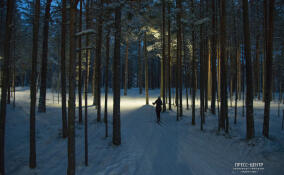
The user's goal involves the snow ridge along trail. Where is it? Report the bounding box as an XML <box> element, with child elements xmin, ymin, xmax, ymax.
<box><xmin>5</xmin><ymin>88</ymin><xmax>284</xmax><ymax>175</ymax></box>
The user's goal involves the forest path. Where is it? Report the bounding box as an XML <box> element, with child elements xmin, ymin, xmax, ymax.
<box><xmin>123</xmin><ymin>105</ymin><xmax>193</xmax><ymax>175</ymax></box>
<box><xmin>5</xmin><ymin>88</ymin><xmax>284</xmax><ymax>175</ymax></box>
<box><xmin>121</xmin><ymin>104</ymin><xmax>232</xmax><ymax>175</ymax></box>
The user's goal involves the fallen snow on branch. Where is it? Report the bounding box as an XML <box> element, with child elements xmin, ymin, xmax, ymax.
<box><xmin>75</xmin><ymin>29</ymin><xmax>96</xmax><ymax>36</ymax></box>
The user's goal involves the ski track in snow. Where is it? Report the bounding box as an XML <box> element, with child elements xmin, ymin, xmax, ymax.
<box><xmin>5</xmin><ymin>87</ymin><xmax>284</xmax><ymax>175</ymax></box>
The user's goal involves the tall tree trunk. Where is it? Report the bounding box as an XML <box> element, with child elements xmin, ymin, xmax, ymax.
<box><xmin>7</xmin><ymin>74</ymin><xmax>10</xmax><ymax>105</ymax></box>
<box><xmin>190</xmin><ymin>0</ymin><xmax>196</xmax><ymax>125</ymax></box>
<box><xmin>228</xmin><ymin>41</ymin><xmax>233</xmax><ymax>108</ymax></box>
<box><xmin>176</xmin><ymin>0</ymin><xmax>182</xmax><ymax>119</ymax></box>
<box><xmin>124</xmin><ymin>38</ymin><xmax>129</xmax><ymax>96</ymax></box>
<box><xmin>211</xmin><ymin>0</ymin><xmax>217</xmax><ymax>115</ymax></box>
<box><xmin>200</xmin><ymin>0</ymin><xmax>205</xmax><ymax>130</ymax></box>
<box><xmin>242</xmin><ymin>49</ymin><xmax>245</xmax><ymax>118</ymax></box>
<box><xmin>183</xmin><ymin>27</ymin><xmax>189</xmax><ymax>110</ymax></box>
<box><xmin>104</xmin><ymin>31</ymin><xmax>110</xmax><ymax>138</ymax></box>
<box><xmin>67</xmin><ymin>1</ymin><xmax>79</xmax><ymax>174</ymax></box>
<box><xmin>204</xmin><ymin>0</ymin><xmax>209</xmax><ymax>112</ymax></box>
<box><xmin>29</xmin><ymin>0</ymin><xmax>40</xmax><ymax>169</ymax></box>
<box><xmin>217</xmin><ymin>45</ymin><xmax>221</xmax><ymax>103</ymax></box>
<box><xmin>95</xmin><ymin>0</ymin><xmax>103</xmax><ymax>122</ymax></box>
<box><xmin>84</xmin><ymin>49</ymin><xmax>89</xmax><ymax>165</ymax></box>
<box><xmin>38</xmin><ymin>0</ymin><xmax>52</xmax><ymax>113</ymax></box>
<box><xmin>151</xmin><ymin>60</ymin><xmax>155</xmax><ymax>89</ymax></box>
<box><xmin>84</xmin><ymin>1</ymin><xmax>90</xmax><ymax>166</ymax></box>
<box><xmin>233</xmin><ymin>8</ymin><xmax>238</xmax><ymax>124</ymax></box>
<box><xmin>263</xmin><ymin>0</ymin><xmax>275</xmax><ymax>138</ymax></box>
<box><xmin>179</xmin><ymin>5</ymin><xmax>183</xmax><ymax>117</ymax></box>
<box><xmin>242</xmin><ymin>0</ymin><xmax>255</xmax><ymax>139</ymax></box>
<box><xmin>92</xmin><ymin>68</ymin><xmax>96</xmax><ymax>105</ymax></box>
<box><xmin>138</xmin><ymin>39</ymin><xmax>142</xmax><ymax>94</ymax></box>
<box><xmin>0</xmin><ymin>0</ymin><xmax>15</xmax><ymax>173</ymax></box>
<box><xmin>0</xmin><ymin>0</ymin><xmax>4</xmax><ymax>58</ymax></box>
<box><xmin>204</xmin><ymin>39</ymin><xmax>209</xmax><ymax>112</ymax></box>
<box><xmin>175</xmin><ymin>61</ymin><xmax>178</xmax><ymax>109</ymax></box>
<box><xmin>167</xmin><ymin>2</ymin><xmax>171</xmax><ymax>110</ymax></box>
<box><xmin>113</xmin><ymin>4</ymin><xmax>121</xmax><ymax>145</ymax></box>
<box><xmin>255</xmin><ymin>34</ymin><xmax>260</xmax><ymax>99</ymax></box>
<box><xmin>262</xmin><ymin>0</ymin><xmax>267</xmax><ymax>102</ymax></box>
<box><xmin>12</xmin><ymin>30</ymin><xmax>16</xmax><ymax>108</ymax></box>
<box><xmin>161</xmin><ymin>53</ymin><xmax>164</xmax><ymax>95</ymax></box>
<box><xmin>162</xmin><ymin>0</ymin><xmax>166</xmax><ymax>111</ymax></box>
<box><xmin>237</xmin><ymin>47</ymin><xmax>241</xmax><ymax>99</ymax></box>
<box><xmin>78</xmin><ymin>0</ymin><xmax>83</xmax><ymax>123</ymax></box>
<box><xmin>220</xmin><ymin>0</ymin><xmax>228</xmax><ymax>132</ymax></box>
<box><xmin>61</xmin><ymin>0</ymin><xmax>67</xmax><ymax>139</ymax></box>
<box><xmin>208</xmin><ymin>40</ymin><xmax>212</xmax><ymax>103</ymax></box>
<box><xmin>144</xmin><ymin>33</ymin><xmax>149</xmax><ymax>105</ymax></box>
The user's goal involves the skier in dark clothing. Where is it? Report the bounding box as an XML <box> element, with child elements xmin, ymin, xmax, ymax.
<box><xmin>153</xmin><ymin>96</ymin><xmax>162</xmax><ymax>123</ymax></box>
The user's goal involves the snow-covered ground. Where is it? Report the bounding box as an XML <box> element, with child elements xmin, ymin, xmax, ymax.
<box><xmin>5</xmin><ymin>87</ymin><xmax>284</xmax><ymax>175</ymax></box>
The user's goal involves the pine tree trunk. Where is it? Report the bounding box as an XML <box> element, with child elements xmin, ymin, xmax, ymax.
<box><xmin>144</xmin><ymin>33</ymin><xmax>149</xmax><ymax>105</ymax></box>
<box><xmin>29</xmin><ymin>0</ymin><xmax>40</xmax><ymax>169</ymax></box>
<box><xmin>263</xmin><ymin>0</ymin><xmax>275</xmax><ymax>138</ymax></box>
<box><xmin>278</xmin><ymin>84</ymin><xmax>281</xmax><ymax>118</ymax></box>
<box><xmin>84</xmin><ymin>50</ymin><xmax>89</xmax><ymax>166</ymax></box>
<box><xmin>162</xmin><ymin>0</ymin><xmax>166</xmax><ymax>111</ymax></box>
<box><xmin>255</xmin><ymin>35</ymin><xmax>260</xmax><ymax>99</ymax></box>
<box><xmin>176</xmin><ymin>0</ymin><xmax>182</xmax><ymax>119</ymax></box>
<box><xmin>242</xmin><ymin>0</ymin><xmax>255</xmax><ymax>139</ymax></box>
<box><xmin>95</xmin><ymin>0</ymin><xmax>103</xmax><ymax>122</ymax></box>
<box><xmin>179</xmin><ymin>19</ymin><xmax>183</xmax><ymax>117</ymax></box>
<box><xmin>61</xmin><ymin>0</ymin><xmax>67</xmax><ymax>138</ymax></box>
<box><xmin>183</xmin><ymin>28</ymin><xmax>189</xmax><ymax>110</ymax></box>
<box><xmin>92</xmin><ymin>67</ymin><xmax>96</xmax><ymax>105</ymax></box>
<box><xmin>217</xmin><ymin>46</ymin><xmax>221</xmax><ymax>103</ymax></box>
<box><xmin>186</xmin><ymin>76</ymin><xmax>189</xmax><ymax>110</ymax></box>
<box><xmin>175</xmin><ymin>62</ymin><xmax>178</xmax><ymax>108</ymax></box>
<box><xmin>161</xmin><ymin>53</ymin><xmax>164</xmax><ymax>95</ymax></box>
<box><xmin>220</xmin><ymin>0</ymin><xmax>228</xmax><ymax>132</ymax></box>
<box><xmin>229</xmin><ymin>44</ymin><xmax>233</xmax><ymax>108</ymax></box>
<box><xmin>200</xmin><ymin>0</ymin><xmax>205</xmax><ymax>130</ymax></box>
<box><xmin>167</xmin><ymin>2</ymin><xmax>171</xmax><ymax>110</ymax></box>
<box><xmin>84</xmin><ymin>0</ymin><xmax>90</xmax><ymax>166</ymax></box>
<box><xmin>78</xmin><ymin>0</ymin><xmax>83</xmax><ymax>123</ymax></box>
<box><xmin>7</xmin><ymin>76</ymin><xmax>10</xmax><ymax>105</ymax></box>
<box><xmin>138</xmin><ymin>39</ymin><xmax>142</xmax><ymax>94</ymax></box>
<box><xmin>211</xmin><ymin>0</ymin><xmax>217</xmax><ymax>115</ymax></box>
<box><xmin>208</xmin><ymin>40</ymin><xmax>212</xmax><ymax>102</ymax></box>
<box><xmin>262</xmin><ymin>0</ymin><xmax>267</xmax><ymax>102</ymax></box>
<box><xmin>0</xmin><ymin>0</ymin><xmax>15</xmax><ymax>173</ymax></box>
<box><xmin>13</xmin><ymin>33</ymin><xmax>16</xmax><ymax>108</ymax></box>
<box><xmin>151</xmin><ymin>60</ymin><xmax>155</xmax><ymax>89</ymax></box>
<box><xmin>175</xmin><ymin>61</ymin><xmax>179</xmax><ymax>118</ymax></box>
<box><xmin>282</xmin><ymin>110</ymin><xmax>284</xmax><ymax>130</ymax></box>
<box><xmin>104</xmin><ymin>31</ymin><xmax>110</xmax><ymax>138</ymax></box>
<box><xmin>113</xmin><ymin>4</ymin><xmax>121</xmax><ymax>145</ymax></box>
<box><xmin>190</xmin><ymin>0</ymin><xmax>196</xmax><ymax>125</ymax></box>
<box><xmin>67</xmin><ymin>1</ymin><xmax>79</xmax><ymax>174</ymax></box>
<box><xmin>205</xmin><ymin>39</ymin><xmax>209</xmax><ymax>112</ymax></box>
<box><xmin>233</xmin><ymin>10</ymin><xmax>238</xmax><ymax>124</ymax></box>
<box><xmin>204</xmin><ymin>0</ymin><xmax>209</xmax><ymax>112</ymax></box>
<box><xmin>38</xmin><ymin>0</ymin><xmax>52</xmax><ymax>113</ymax></box>
<box><xmin>242</xmin><ymin>49</ymin><xmax>245</xmax><ymax>118</ymax></box>
<box><xmin>124</xmin><ymin>38</ymin><xmax>129</xmax><ymax>96</ymax></box>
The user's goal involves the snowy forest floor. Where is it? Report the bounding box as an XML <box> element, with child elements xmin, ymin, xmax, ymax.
<box><xmin>5</xmin><ymin>87</ymin><xmax>284</xmax><ymax>175</ymax></box>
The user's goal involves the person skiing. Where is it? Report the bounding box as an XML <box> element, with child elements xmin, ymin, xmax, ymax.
<box><xmin>153</xmin><ymin>96</ymin><xmax>162</xmax><ymax>123</ymax></box>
